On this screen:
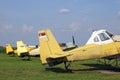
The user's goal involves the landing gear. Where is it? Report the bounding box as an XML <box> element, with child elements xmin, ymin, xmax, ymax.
<box><xmin>64</xmin><ymin>61</ymin><xmax>72</xmax><ymax>72</ymax></box>
<box><xmin>27</xmin><ymin>54</ymin><xmax>31</xmax><ymax>61</ymax></box>
<box><xmin>20</xmin><ymin>53</ymin><xmax>31</xmax><ymax>61</ymax></box>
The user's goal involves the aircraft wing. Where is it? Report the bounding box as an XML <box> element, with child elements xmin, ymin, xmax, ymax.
<box><xmin>49</xmin><ymin>52</ymin><xmax>72</xmax><ymax>58</ymax></box>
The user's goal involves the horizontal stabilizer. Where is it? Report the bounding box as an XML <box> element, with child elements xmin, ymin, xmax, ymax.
<box><xmin>49</xmin><ymin>52</ymin><xmax>72</xmax><ymax>58</ymax></box>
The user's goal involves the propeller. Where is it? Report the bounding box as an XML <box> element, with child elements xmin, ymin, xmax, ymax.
<box><xmin>72</xmin><ymin>36</ymin><xmax>75</xmax><ymax>46</ymax></box>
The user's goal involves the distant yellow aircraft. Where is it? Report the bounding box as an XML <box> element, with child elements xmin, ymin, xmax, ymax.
<box><xmin>6</xmin><ymin>41</ymin><xmax>36</xmax><ymax>60</ymax></box>
<box><xmin>38</xmin><ymin>29</ymin><xmax>120</xmax><ymax>70</ymax></box>
<box><xmin>6</xmin><ymin>44</ymin><xmax>17</xmax><ymax>55</ymax></box>
<box><xmin>16</xmin><ymin>41</ymin><xmax>30</xmax><ymax>58</ymax></box>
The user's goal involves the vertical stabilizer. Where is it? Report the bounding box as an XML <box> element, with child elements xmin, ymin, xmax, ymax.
<box><xmin>38</xmin><ymin>29</ymin><xmax>63</xmax><ymax>65</ymax></box>
<box><xmin>5</xmin><ymin>44</ymin><xmax>14</xmax><ymax>54</ymax></box>
<box><xmin>16</xmin><ymin>41</ymin><xmax>28</xmax><ymax>56</ymax></box>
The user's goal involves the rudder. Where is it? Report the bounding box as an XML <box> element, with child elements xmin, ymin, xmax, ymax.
<box><xmin>38</xmin><ymin>29</ymin><xmax>63</xmax><ymax>65</ymax></box>
<box><xmin>5</xmin><ymin>44</ymin><xmax>14</xmax><ymax>54</ymax></box>
<box><xmin>16</xmin><ymin>41</ymin><xmax>29</xmax><ymax>57</ymax></box>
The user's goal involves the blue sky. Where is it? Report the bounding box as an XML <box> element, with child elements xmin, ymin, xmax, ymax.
<box><xmin>0</xmin><ymin>0</ymin><xmax>120</xmax><ymax>46</ymax></box>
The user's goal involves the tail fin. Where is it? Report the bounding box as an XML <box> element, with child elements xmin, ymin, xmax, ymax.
<box><xmin>5</xmin><ymin>44</ymin><xmax>14</xmax><ymax>54</ymax></box>
<box><xmin>16</xmin><ymin>41</ymin><xmax>29</xmax><ymax>56</ymax></box>
<box><xmin>38</xmin><ymin>29</ymin><xmax>64</xmax><ymax>65</ymax></box>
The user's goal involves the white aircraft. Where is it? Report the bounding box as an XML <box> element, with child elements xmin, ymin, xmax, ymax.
<box><xmin>29</xmin><ymin>47</ymin><xmax>40</xmax><ymax>56</ymax></box>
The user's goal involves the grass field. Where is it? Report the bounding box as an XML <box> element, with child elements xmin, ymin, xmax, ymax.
<box><xmin>0</xmin><ymin>48</ymin><xmax>120</xmax><ymax>80</ymax></box>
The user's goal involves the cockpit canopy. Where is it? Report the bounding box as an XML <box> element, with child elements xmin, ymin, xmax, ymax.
<box><xmin>86</xmin><ymin>29</ymin><xmax>114</xmax><ymax>45</ymax></box>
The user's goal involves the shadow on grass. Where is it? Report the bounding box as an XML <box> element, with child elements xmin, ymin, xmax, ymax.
<box><xmin>45</xmin><ymin>64</ymin><xmax>120</xmax><ymax>73</ymax></box>
<box><xmin>20</xmin><ymin>57</ymin><xmax>32</xmax><ymax>61</ymax></box>
<box><xmin>80</xmin><ymin>64</ymin><xmax>120</xmax><ymax>72</ymax></box>
<box><xmin>45</xmin><ymin>67</ymin><xmax>73</xmax><ymax>73</ymax></box>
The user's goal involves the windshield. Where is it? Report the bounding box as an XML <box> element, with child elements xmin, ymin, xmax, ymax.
<box><xmin>98</xmin><ymin>33</ymin><xmax>110</xmax><ymax>41</ymax></box>
<box><xmin>106</xmin><ymin>31</ymin><xmax>113</xmax><ymax>38</ymax></box>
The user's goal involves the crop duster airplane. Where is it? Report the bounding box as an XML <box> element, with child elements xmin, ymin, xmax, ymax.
<box><xmin>6</xmin><ymin>43</ymin><xmax>17</xmax><ymax>55</ymax></box>
<box><xmin>6</xmin><ymin>41</ymin><xmax>37</xmax><ymax>60</ymax></box>
<box><xmin>38</xmin><ymin>29</ymin><xmax>120</xmax><ymax>70</ymax></box>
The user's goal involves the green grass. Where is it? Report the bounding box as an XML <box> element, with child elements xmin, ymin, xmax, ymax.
<box><xmin>0</xmin><ymin>48</ymin><xmax>120</xmax><ymax>80</ymax></box>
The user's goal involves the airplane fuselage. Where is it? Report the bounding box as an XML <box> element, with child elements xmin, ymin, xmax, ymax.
<box><xmin>66</xmin><ymin>42</ymin><xmax>120</xmax><ymax>61</ymax></box>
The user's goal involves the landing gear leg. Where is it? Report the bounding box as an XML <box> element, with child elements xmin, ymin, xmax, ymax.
<box><xmin>64</xmin><ymin>61</ymin><xmax>72</xmax><ymax>72</ymax></box>
<box><xmin>27</xmin><ymin>54</ymin><xmax>31</xmax><ymax>61</ymax></box>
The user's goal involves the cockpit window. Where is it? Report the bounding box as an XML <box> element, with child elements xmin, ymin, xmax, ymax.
<box><xmin>106</xmin><ymin>31</ymin><xmax>113</xmax><ymax>38</ymax></box>
<box><xmin>94</xmin><ymin>36</ymin><xmax>99</xmax><ymax>42</ymax></box>
<box><xmin>98</xmin><ymin>33</ymin><xmax>110</xmax><ymax>41</ymax></box>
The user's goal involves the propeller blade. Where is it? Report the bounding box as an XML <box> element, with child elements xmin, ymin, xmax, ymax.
<box><xmin>72</xmin><ymin>36</ymin><xmax>75</xmax><ymax>45</ymax></box>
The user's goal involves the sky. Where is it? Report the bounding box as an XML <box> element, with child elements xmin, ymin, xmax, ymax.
<box><xmin>0</xmin><ymin>0</ymin><xmax>120</xmax><ymax>46</ymax></box>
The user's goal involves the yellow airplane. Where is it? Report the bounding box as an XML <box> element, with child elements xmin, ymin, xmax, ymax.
<box><xmin>16</xmin><ymin>41</ymin><xmax>30</xmax><ymax>58</ymax></box>
<box><xmin>6</xmin><ymin>44</ymin><xmax>17</xmax><ymax>55</ymax></box>
<box><xmin>6</xmin><ymin>41</ymin><xmax>36</xmax><ymax>60</ymax></box>
<box><xmin>38</xmin><ymin>29</ymin><xmax>120</xmax><ymax>70</ymax></box>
